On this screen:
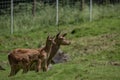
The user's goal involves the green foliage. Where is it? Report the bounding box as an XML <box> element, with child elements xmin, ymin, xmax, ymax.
<box><xmin>0</xmin><ymin>3</ymin><xmax>120</xmax><ymax>80</ymax></box>
<box><xmin>0</xmin><ymin>3</ymin><xmax>120</xmax><ymax>35</ymax></box>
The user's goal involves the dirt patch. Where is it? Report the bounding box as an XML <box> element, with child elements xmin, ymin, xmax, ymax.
<box><xmin>89</xmin><ymin>61</ymin><xmax>120</xmax><ymax>67</ymax></box>
<box><xmin>72</xmin><ymin>33</ymin><xmax>119</xmax><ymax>54</ymax></box>
<box><xmin>109</xmin><ymin>61</ymin><xmax>120</xmax><ymax>66</ymax></box>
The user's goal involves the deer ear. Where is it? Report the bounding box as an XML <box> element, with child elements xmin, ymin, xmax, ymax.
<box><xmin>62</xmin><ymin>33</ymin><xmax>67</xmax><ymax>37</ymax></box>
<box><xmin>56</xmin><ymin>32</ymin><xmax>61</xmax><ymax>38</ymax></box>
<box><xmin>47</xmin><ymin>35</ymin><xmax>50</xmax><ymax>39</ymax></box>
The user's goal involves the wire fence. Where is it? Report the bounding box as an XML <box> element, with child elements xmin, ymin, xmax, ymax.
<box><xmin>0</xmin><ymin>0</ymin><xmax>120</xmax><ymax>34</ymax></box>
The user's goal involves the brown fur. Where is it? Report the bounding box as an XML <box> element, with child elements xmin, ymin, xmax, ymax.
<box><xmin>8</xmin><ymin>48</ymin><xmax>41</xmax><ymax>77</ymax></box>
<box><xmin>47</xmin><ymin>32</ymin><xmax>71</xmax><ymax>67</ymax></box>
<box><xmin>8</xmin><ymin>36</ymin><xmax>54</xmax><ymax>77</ymax></box>
<box><xmin>30</xmin><ymin>36</ymin><xmax>54</xmax><ymax>72</ymax></box>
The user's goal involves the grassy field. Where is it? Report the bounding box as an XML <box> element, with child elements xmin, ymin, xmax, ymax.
<box><xmin>0</xmin><ymin>4</ymin><xmax>120</xmax><ymax>35</ymax></box>
<box><xmin>0</xmin><ymin>17</ymin><xmax>120</xmax><ymax>80</ymax></box>
<box><xmin>0</xmin><ymin>3</ymin><xmax>120</xmax><ymax>80</ymax></box>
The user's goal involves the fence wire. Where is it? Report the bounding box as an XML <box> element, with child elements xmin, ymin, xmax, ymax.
<box><xmin>0</xmin><ymin>0</ymin><xmax>120</xmax><ymax>34</ymax></box>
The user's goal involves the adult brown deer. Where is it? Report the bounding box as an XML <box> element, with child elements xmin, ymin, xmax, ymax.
<box><xmin>8</xmin><ymin>36</ymin><xmax>54</xmax><ymax>77</ymax></box>
<box><xmin>47</xmin><ymin>32</ymin><xmax>71</xmax><ymax>67</ymax></box>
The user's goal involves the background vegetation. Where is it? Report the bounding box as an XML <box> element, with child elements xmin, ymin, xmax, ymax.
<box><xmin>0</xmin><ymin>1</ymin><xmax>120</xmax><ymax>80</ymax></box>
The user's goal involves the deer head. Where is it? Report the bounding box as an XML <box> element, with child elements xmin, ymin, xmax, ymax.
<box><xmin>54</xmin><ymin>32</ymin><xmax>71</xmax><ymax>45</ymax></box>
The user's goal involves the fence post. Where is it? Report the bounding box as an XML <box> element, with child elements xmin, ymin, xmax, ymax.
<box><xmin>56</xmin><ymin>0</ymin><xmax>59</xmax><ymax>25</ymax></box>
<box><xmin>32</xmin><ymin>0</ymin><xmax>36</xmax><ymax>16</ymax></box>
<box><xmin>11</xmin><ymin>0</ymin><xmax>14</xmax><ymax>34</ymax></box>
<box><xmin>81</xmin><ymin>0</ymin><xmax>85</xmax><ymax>11</ymax></box>
<box><xmin>90</xmin><ymin>0</ymin><xmax>92</xmax><ymax>22</ymax></box>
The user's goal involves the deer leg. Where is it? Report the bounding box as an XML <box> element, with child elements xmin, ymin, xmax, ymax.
<box><xmin>22</xmin><ymin>58</ymin><xmax>30</xmax><ymax>74</ymax></box>
<box><xmin>42</xmin><ymin>66</ymin><xmax>48</xmax><ymax>72</ymax></box>
<box><xmin>29</xmin><ymin>62</ymin><xmax>36</xmax><ymax>71</ymax></box>
<box><xmin>8</xmin><ymin>65</ymin><xmax>18</xmax><ymax>77</ymax></box>
<box><xmin>47</xmin><ymin>59</ymin><xmax>51</xmax><ymax>67</ymax></box>
<box><xmin>14</xmin><ymin>67</ymin><xmax>20</xmax><ymax>75</ymax></box>
<box><xmin>42</xmin><ymin>60</ymin><xmax>48</xmax><ymax>72</ymax></box>
<box><xmin>36</xmin><ymin>59</ymin><xmax>41</xmax><ymax>72</ymax></box>
<box><xmin>22</xmin><ymin>66</ymin><xmax>29</xmax><ymax>73</ymax></box>
<box><xmin>8</xmin><ymin>66</ymin><xmax>14</xmax><ymax>77</ymax></box>
<box><xmin>22</xmin><ymin>63</ymin><xmax>29</xmax><ymax>74</ymax></box>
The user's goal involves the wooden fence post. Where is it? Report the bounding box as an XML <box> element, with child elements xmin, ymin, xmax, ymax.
<box><xmin>32</xmin><ymin>0</ymin><xmax>36</xmax><ymax>16</ymax></box>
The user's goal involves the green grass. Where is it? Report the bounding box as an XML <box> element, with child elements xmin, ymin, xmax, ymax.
<box><xmin>0</xmin><ymin>3</ymin><xmax>120</xmax><ymax>80</ymax></box>
<box><xmin>0</xmin><ymin>17</ymin><xmax>120</xmax><ymax>80</ymax></box>
<box><xmin>0</xmin><ymin>4</ymin><xmax>120</xmax><ymax>35</ymax></box>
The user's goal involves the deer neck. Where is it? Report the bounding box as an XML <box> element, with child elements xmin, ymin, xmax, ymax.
<box><xmin>49</xmin><ymin>43</ymin><xmax>60</xmax><ymax>59</ymax></box>
<box><xmin>50</xmin><ymin>39</ymin><xmax>61</xmax><ymax>57</ymax></box>
<box><xmin>47</xmin><ymin>40</ymin><xmax>61</xmax><ymax>66</ymax></box>
<box><xmin>44</xmin><ymin>44</ymin><xmax>51</xmax><ymax>53</ymax></box>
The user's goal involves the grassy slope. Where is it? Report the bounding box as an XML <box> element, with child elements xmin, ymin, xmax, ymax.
<box><xmin>0</xmin><ymin>17</ymin><xmax>120</xmax><ymax>80</ymax></box>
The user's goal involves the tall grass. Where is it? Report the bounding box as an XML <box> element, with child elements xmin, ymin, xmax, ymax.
<box><xmin>0</xmin><ymin>3</ymin><xmax>120</xmax><ymax>35</ymax></box>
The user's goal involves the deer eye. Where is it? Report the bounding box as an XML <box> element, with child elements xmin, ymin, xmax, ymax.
<box><xmin>49</xmin><ymin>39</ymin><xmax>52</xmax><ymax>40</ymax></box>
<box><xmin>59</xmin><ymin>38</ymin><xmax>63</xmax><ymax>41</ymax></box>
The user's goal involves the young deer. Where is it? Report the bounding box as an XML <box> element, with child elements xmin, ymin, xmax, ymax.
<box><xmin>47</xmin><ymin>32</ymin><xmax>71</xmax><ymax>67</ymax></box>
<box><xmin>8</xmin><ymin>36</ymin><xmax>54</xmax><ymax>77</ymax></box>
<box><xmin>30</xmin><ymin>36</ymin><xmax>55</xmax><ymax>72</ymax></box>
